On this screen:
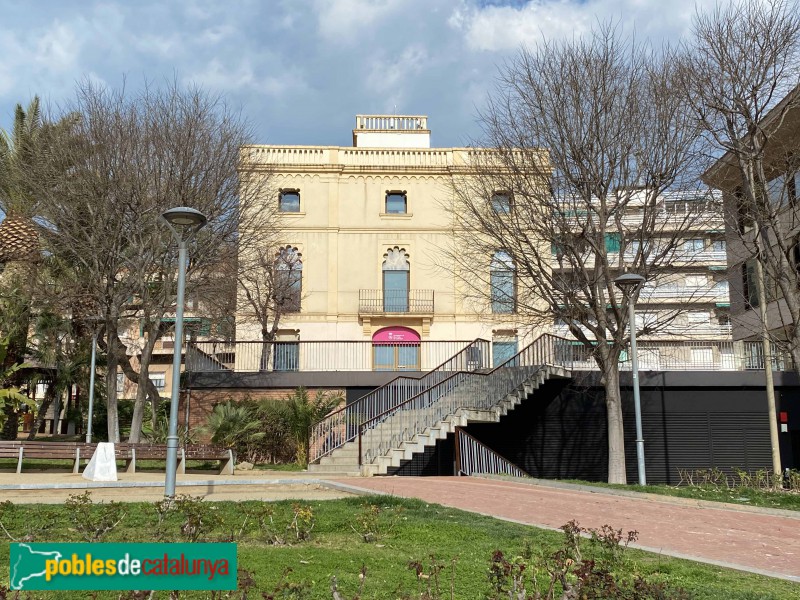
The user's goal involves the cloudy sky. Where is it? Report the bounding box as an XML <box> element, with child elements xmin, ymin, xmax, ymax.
<box><xmin>0</xmin><ymin>0</ymin><xmax>719</xmax><ymax>148</ymax></box>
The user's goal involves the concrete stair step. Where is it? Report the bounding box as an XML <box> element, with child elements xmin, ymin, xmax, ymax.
<box><xmin>310</xmin><ymin>368</ymin><xmax>562</xmax><ymax>476</ymax></box>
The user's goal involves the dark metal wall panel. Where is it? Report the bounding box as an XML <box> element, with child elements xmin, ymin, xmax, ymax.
<box><xmin>386</xmin><ymin>433</ymin><xmax>455</xmax><ymax>476</ymax></box>
<box><xmin>464</xmin><ymin>383</ymin><xmax>774</xmax><ymax>484</ymax></box>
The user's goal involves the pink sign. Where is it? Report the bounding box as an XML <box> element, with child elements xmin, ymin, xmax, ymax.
<box><xmin>372</xmin><ymin>326</ymin><xmax>420</xmax><ymax>344</ymax></box>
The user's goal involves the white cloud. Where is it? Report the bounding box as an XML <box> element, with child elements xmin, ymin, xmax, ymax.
<box><xmin>450</xmin><ymin>0</ymin><xmax>720</xmax><ymax>52</ymax></box>
<box><xmin>366</xmin><ymin>44</ymin><xmax>430</xmax><ymax>97</ymax></box>
<box><xmin>33</xmin><ymin>20</ymin><xmax>83</xmax><ymax>70</ymax></box>
<box><xmin>314</xmin><ymin>0</ymin><xmax>405</xmax><ymax>44</ymax></box>
<box><xmin>187</xmin><ymin>58</ymin><xmax>309</xmax><ymax>98</ymax></box>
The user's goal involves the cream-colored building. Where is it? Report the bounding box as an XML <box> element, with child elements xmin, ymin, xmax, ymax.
<box><xmin>235</xmin><ymin>115</ymin><xmax>537</xmax><ymax>371</ymax></box>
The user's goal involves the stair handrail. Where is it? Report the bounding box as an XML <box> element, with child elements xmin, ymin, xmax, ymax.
<box><xmin>309</xmin><ymin>338</ymin><xmax>491</xmax><ymax>462</ymax></box>
<box><xmin>356</xmin><ymin>333</ymin><xmax>572</xmax><ymax>465</ymax></box>
<box><xmin>454</xmin><ymin>427</ymin><xmax>529</xmax><ymax>477</ymax></box>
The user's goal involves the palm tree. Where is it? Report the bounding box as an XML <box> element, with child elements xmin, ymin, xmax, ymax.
<box><xmin>0</xmin><ymin>99</ymin><xmax>81</xmax><ymax>439</ymax></box>
<box><xmin>0</xmin><ymin>336</ymin><xmax>30</xmax><ymax>438</ymax></box>
<box><xmin>0</xmin><ymin>98</ymin><xmax>45</xmax><ymax>439</ymax></box>
<box><xmin>285</xmin><ymin>387</ymin><xmax>343</xmax><ymax>467</ymax></box>
<box><xmin>0</xmin><ymin>97</ymin><xmax>44</xmax><ymax>262</ymax></box>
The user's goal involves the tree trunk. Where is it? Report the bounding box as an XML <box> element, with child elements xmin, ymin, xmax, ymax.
<box><xmin>259</xmin><ymin>339</ymin><xmax>273</xmax><ymax>371</ymax></box>
<box><xmin>1</xmin><ymin>407</ymin><xmax>19</xmax><ymax>440</ymax></box>
<box><xmin>601</xmin><ymin>362</ymin><xmax>627</xmax><ymax>484</ymax></box>
<box><xmin>105</xmin><ymin>351</ymin><xmax>120</xmax><ymax>443</ymax></box>
<box><xmin>128</xmin><ymin>377</ymin><xmax>148</xmax><ymax>444</ymax></box>
<box><xmin>28</xmin><ymin>383</ymin><xmax>57</xmax><ymax>440</ymax></box>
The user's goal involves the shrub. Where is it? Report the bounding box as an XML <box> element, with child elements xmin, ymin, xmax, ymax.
<box><xmin>203</xmin><ymin>401</ymin><xmax>265</xmax><ymax>457</ymax></box>
<box><xmin>64</xmin><ymin>492</ymin><xmax>125</xmax><ymax>542</ymax></box>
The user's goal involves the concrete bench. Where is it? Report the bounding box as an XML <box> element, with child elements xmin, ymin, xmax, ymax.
<box><xmin>0</xmin><ymin>442</ymin><xmax>234</xmax><ymax>475</ymax></box>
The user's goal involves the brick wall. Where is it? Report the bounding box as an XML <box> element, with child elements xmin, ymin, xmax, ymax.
<box><xmin>179</xmin><ymin>387</ymin><xmax>346</xmax><ymax>436</ymax></box>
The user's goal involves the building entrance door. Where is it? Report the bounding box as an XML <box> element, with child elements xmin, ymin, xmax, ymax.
<box><xmin>372</xmin><ymin>326</ymin><xmax>421</xmax><ymax>371</ymax></box>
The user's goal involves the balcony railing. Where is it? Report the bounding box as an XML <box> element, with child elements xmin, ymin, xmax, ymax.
<box><xmin>188</xmin><ymin>337</ymin><xmax>794</xmax><ymax>376</ymax></box>
<box><xmin>639</xmin><ymin>285</ymin><xmax>729</xmax><ymax>300</ymax></box>
<box><xmin>358</xmin><ymin>289</ymin><xmax>434</xmax><ymax>314</ymax></box>
<box><xmin>187</xmin><ymin>340</ymin><xmax>472</xmax><ymax>373</ymax></box>
<box><xmin>355</xmin><ymin>115</ymin><xmax>428</xmax><ymax>131</ymax></box>
<box><xmin>554</xmin><ymin>339</ymin><xmax>793</xmax><ymax>371</ymax></box>
<box><xmin>553</xmin><ymin>322</ymin><xmax>733</xmax><ymax>338</ymax></box>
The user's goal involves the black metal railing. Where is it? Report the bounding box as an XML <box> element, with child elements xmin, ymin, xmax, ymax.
<box><xmin>358</xmin><ymin>289</ymin><xmax>434</xmax><ymax>314</ymax></box>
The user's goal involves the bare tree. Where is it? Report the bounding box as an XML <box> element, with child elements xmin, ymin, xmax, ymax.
<box><xmin>31</xmin><ymin>79</ymin><xmax>275</xmax><ymax>442</ymax></box>
<box><xmin>449</xmin><ymin>25</ymin><xmax>711</xmax><ymax>483</ymax></box>
<box><xmin>236</xmin><ymin>235</ymin><xmax>304</xmax><ymax>370</ymax></box>
<box><xmin>684</xmin><ymin>0</ymin><xmax>800</xmax><ymax>365</ymax></box>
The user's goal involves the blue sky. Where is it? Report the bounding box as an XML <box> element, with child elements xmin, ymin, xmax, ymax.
<box><xmin>0</xmin><ymin>0</ymin><xmax>717</xmax><ymax>148</ymax></box>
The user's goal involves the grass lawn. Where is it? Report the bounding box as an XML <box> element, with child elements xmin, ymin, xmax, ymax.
<box><xmin>560</xmin><ymin>479</ymin><xmax>800</xmax><ymax>512</ymax></box>
<box><xmin>0</xmin><ymin>496</ymin><xmax>797</xmax><ymax>599</ymax></box>
<box><xmin>253</xmin><ymin>462</ymin><xmax>305</xmax><ymax>472</ymax></box>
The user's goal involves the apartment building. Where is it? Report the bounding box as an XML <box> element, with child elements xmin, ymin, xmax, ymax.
<box><xmin>552</xmin><ymin>189</ymin><xmax>731</xmax><ymax>346</ymax></box>
<box><xmin>704</xmin><ymin>90</ymin><xmax>800</xmax><ymax>354</ymax></box>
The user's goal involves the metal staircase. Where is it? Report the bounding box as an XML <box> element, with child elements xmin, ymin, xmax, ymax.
<box><xmin>307</xmin><ymin>334</ymin><xmax>571</xmax><ymax>476</ymax></box>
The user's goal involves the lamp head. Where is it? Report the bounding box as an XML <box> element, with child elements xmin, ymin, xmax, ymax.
<box><xmin>162</xmin><ymin>207</ymin><xmax>207</xmax><ymax>228</ymax></box>
<box><xmin>614</xmin><ymin>273</ymin><xmax>646</xmax><ymax>291</ymax></box>
<box><xmin>161</xmin><ymin>207</ymin><xmax>208</xmax><ymax>241</ymax></box>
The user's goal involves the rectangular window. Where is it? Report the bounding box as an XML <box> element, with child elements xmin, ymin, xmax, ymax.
<box><xmin>385</xmin><ymin>191</ymin><xmax>407</xmax><ymax>214</ymax></box>
<box><xmin>743</xmin><ymin>260</ymin><xmax>758</xmax><ymax>309</ymax></box>
<box><xmin>279</xmin><ymin>189</ymin><xmax>300</xmax><ymax>213</ymax></box>
<box><xmin>711</xmin><ymin>239</ymin><xmax>726</xmax><ymax>253</ymax></box>
<box><xmin>273</xmin><ymin>342</ymin><xmax>299</xmax><ymax>371</ymax></box>
<box><xmin>684</xmin><ymin>275</ymin><xmax>707</xmax><ymax>288</ymax></box>
<box><xmin>116</xmin><ymin>373</ymin><xmax>126</xmax><ymax>392</ymax></box>
<box><xmin>767</xmin><ymin>175</ymin><xmax>787</xmax><ymax>207</ymax></box>
<box><xmin>605</xmin><ymin>233</ymin><xmax>621</xmax><ymax>253</ymax></box>
<box><xmin>149</xmin><ymin>372</ymin><xmax>166</xmax><ymax>391</ymax></box>
<box><xmin>713</xmin><ymin>279</ymin><xmax>729</xmax><ymax>294</ymax></box>
<box><xmin>491</xmin><ymin>192</ymin><xmax>512</xmax><ymax>214</ymax></box>
<box><xmin>626</xmin><ymin>240</ymin><xmax>651</xmax><ymax>256</ymax></box>
<box><xmin>736</xmin><ymin>188</ymin><xmax>754</xmax><ymax>233</ymax></box>
<box><xmin>491</xmin><ymin>270</ymin><xmax>516</xmax><ymax>313</ymax></box>
<box><xmin>684</xmin><ymin>238</ymin><xmax>705</xmax><ymax>254</ymax></box>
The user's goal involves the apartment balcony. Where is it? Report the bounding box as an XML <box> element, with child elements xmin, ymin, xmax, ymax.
<box><xmin>553</xmin><ymin>322</ymin><xmax>732</xmax><ymax>340</ymax></box>
<box><xmin>621</xmin><ymin>250</ymin><xmax>727</xmax><ymax>264</ymax></box>
<box><xmin>358</xmin><ymin>289</ymin><xmax>435</xmax><ymax>315</ymax></box>
<box><xmin>639</xmin><ymin>285</ymin><xmax>729</xmax><ymax>302</ymax></box>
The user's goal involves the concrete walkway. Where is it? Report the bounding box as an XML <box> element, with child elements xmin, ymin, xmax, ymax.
<box><xmin>333</xmin><ymin>476</ymin><xmax>800</xmax><ymax>583</ymax></box>
<box><xmin>0</xmin><ymin>469</ymin><xmax>356</xmax><ymax>503</ymax></box>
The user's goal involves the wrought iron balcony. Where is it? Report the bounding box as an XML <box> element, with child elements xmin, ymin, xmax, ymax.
<box><xmin>358</xmin><ymin>289</ymin><xmax>434</xmax><ymax>314</ymax></box>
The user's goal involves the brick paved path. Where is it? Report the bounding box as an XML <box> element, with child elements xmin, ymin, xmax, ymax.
<box><xmin>336</xmin><ymin>476</ymin><xmax>800</xmax><ymax>580</ymax></box>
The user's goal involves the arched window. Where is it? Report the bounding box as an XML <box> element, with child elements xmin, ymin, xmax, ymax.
<box><xmin>382</xmin><ymin>247</ymin><xmax>410</xmax><ymax>312</ymax></box>
<box><xmin>491</xmin><ymin>250</ymin><xmax>516</xmax><ymax>314</ymax></box>
<box><xmin>275</xmin><ymin>246</ymin><xmax>302</xmax><ymax>312</ymax></box>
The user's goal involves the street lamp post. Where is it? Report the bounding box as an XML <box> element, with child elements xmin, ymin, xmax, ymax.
<box><xmin>614</xmin><ymin>273</ymin><xmax>647</xmax><ymax>486</ymax></box>
<box><xmin>85</xmin><ymin>317</ymin><xmax>104</xmax><ymax>444</ymax></box>
<box><xmin>161</xmin><ymin>207</ymin><xmax>207</xmax><ymax>499</ymax></box>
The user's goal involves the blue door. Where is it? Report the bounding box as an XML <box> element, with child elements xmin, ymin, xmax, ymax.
<box><xmin>383</xmin><ymin>271</ymin><xmax>409</xmax><ymax>312</ymax></box>
<box><xmin>492</xmin><ymin>340</ymin><xmax>518</xmax><ymax>368</ymax></box>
